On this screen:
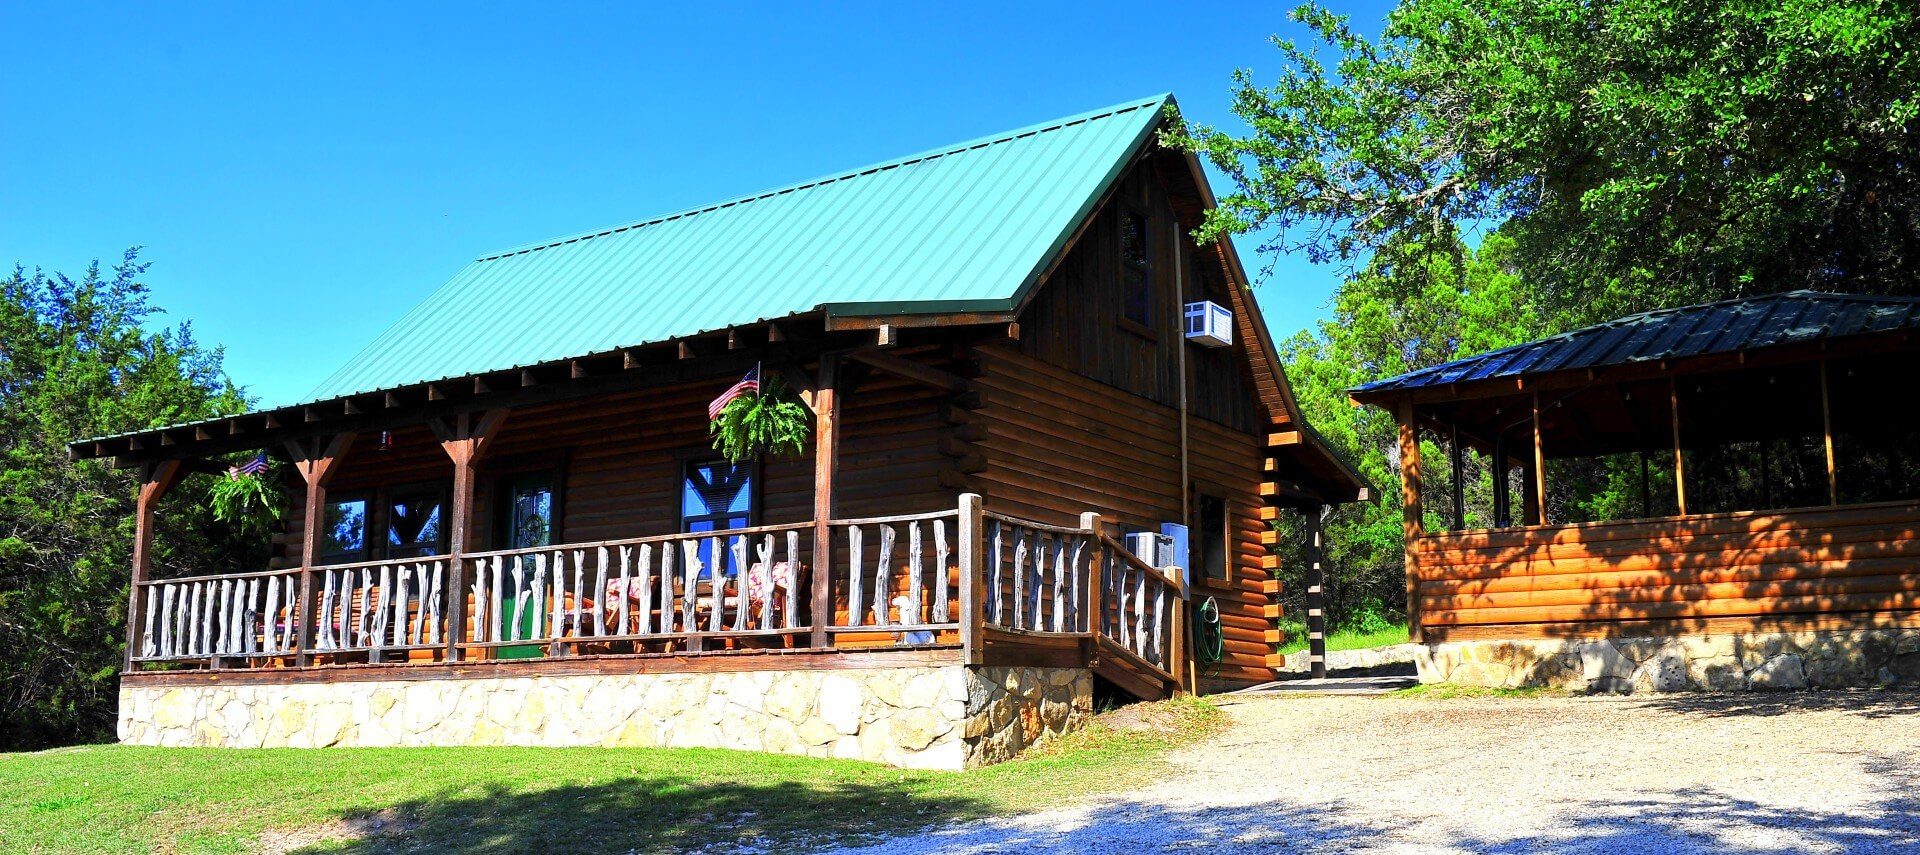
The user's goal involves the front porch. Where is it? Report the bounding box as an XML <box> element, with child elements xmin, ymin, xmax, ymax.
<box><xmin>118</xmin><ymin>493</ymin><xmax>1183</xmax><ymax>766</ymax></box>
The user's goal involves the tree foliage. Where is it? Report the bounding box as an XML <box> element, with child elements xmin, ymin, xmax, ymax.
<box><xmin>1170</xmin><ymin>0</ymin><xmax>1920</xmax><ymax>326</ymax></box>
<box><xmin>0</xmin><ymin>250</ymin><xmax>251</xmax><ymax>749</ymax></box>
<box><xmin>1171</xmin><ymin>1</ymin><xmax>1920</xmax><ymax>629</ymax></box>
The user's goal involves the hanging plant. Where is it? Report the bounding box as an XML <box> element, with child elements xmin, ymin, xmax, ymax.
<box><xmin>209</xmin><ymin>454</ymin><xmax>287</xmax><ymax>536</ymax></box>
<box><xmin>709</xmin><ymin>372</ymin><xmax>810</xmax><ymax>463</ymax></box>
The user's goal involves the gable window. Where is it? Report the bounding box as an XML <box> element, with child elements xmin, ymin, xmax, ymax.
<box><xmin>320</xmin><ymin>496</ymin><xmax>369</xmax><ymax>563</ymax></box>
<box><xmin>1193</xmin><ymin>492</ymin><xmax>1229</xmax><ymax>582</ymax></box>
<box><xmin>681</xmin><ymin>459</ymin><xmax>758</xmax><ymax>577</ymax></box>
<box><xmin>1120</xmin><ymin>209</ymin><xmax>1152</xmax><ymax>328</ymax></box>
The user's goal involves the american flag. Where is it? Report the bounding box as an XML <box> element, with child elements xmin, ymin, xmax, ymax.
<box><xmin>227</xmin><ymin>452</ymin><xmax>269</xmax><ymax>480</ymax></box>
<box><xmin>707</xmin><ymin>365</ymin><xmax>761</xmax><ymax>420</ymax></box>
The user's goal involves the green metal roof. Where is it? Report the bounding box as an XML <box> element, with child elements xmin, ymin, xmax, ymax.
<box><xmin>305</xmin><ymin>94</ymin><xmax>1171</xmax><ymax>402</ymax></box>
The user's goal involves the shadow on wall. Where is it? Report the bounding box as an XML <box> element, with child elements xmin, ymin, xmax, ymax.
<box><xmin>303</xmin><ymin>774</ymin><xmax>996</xmax><ymax>855</ymax></box>
<box><xmin>821</xmin><ymin>753</ymin><xmax>1920</xmax><ymax>854</ymax></box>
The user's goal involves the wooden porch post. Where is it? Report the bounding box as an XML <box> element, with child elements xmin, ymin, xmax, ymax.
<box><xmin>959</xmin><ymin>493</ymin><xmax>985</xmax><ymax>664</ymax></box>
<box><xmin>1396</xmin><ymin>399</ymin><xmax>1424</xmax><ymax>643</ymax></box>
<box><xmin>1305</xmin><ymin>503</ymin><xmax>1329</xmax><ymax>679</ymax></box>
<box><xmin>810</xmin><ymin>356</ymin><xmax>840</xmax><ymax>649</ymax></box>
<box><xmin>1821</xmin><ymin>359</ymin><xmax>1838</xmax><ymax>505</ymax></box>
<box><xmin>1670</xmin><ymin>378</ymin><xmax>1688</xmax><ymax>516</ymax></box>
<box><xmin>287</xmin><ymin>433</ymin><xmax>355</xmax><ymax>667</ymax></box>
<box><xmin>125</xmin><ymin>459</ymin><xmax>187</xmax><ymax>669</ymax></box>
<box><xmin>1448</xmin><ymin>422</ymin><xmax>1466</xmax><ymax>531</ymax></box>
<box><xmin>436</xmin><ymin>409</ymin><xmax>509</xmax><ymax>662</ymax></box>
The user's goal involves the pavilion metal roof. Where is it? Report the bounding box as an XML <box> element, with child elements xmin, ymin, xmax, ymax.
<box><xmin>1352</xmin><ymin>291</ymin><xmax>1920</xmax><ymax>399</ymax></box>
<box><xmin>302</xmin><ymin>94</ymin><xmax>1171</xmax><ymax>403</ymax></box>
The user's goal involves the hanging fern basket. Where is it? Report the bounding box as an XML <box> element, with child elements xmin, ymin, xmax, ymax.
<box><xmin>709</xmin><ymin>372</ymin><xmax>811</xmax><ymax>464</ymax></box>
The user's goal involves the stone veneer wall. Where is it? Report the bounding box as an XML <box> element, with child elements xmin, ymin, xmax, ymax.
<box><xmin>1416</xmin><ymin>628</ymin><xmax>1920</xmax><ymax>693</ymax></box>
<box><xmin>962</xmin><ymin>666</ymin><xmax>1094</xmax><ymax>767</ymax></box>
<box><xmin>119</xmin><ymin>664</ymin><xmax>1093</xmax><ymax>770</ymax></box>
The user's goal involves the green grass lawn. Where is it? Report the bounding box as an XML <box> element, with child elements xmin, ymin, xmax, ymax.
<box><xmin>1</xmin><ymin>696</ymin><xmax>1221</xmax><ymax>855</ymax></box>
<box><xmin>1273</xmin><ymin>621</ymin><xmax>1411</xmax><ymax>656</ymax></box>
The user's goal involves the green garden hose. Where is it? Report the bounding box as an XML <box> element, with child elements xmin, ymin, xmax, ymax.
<box><xmin>1194</xmin><ymin>596</ymin><xmax>1225</xmax><ymax>664</ymax></box>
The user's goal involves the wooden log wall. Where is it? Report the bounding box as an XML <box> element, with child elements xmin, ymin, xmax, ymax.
<box><xmin>280</xmin><ymin>350</ymin><xmax>969</xmax><ymax>563</ymax></box>
<box><xmin>1416</xmin><ymin>499</ymin><xmax>1920</xmax><ymax>640</ymax></box>
<box><xmin>969</xmin><ymin>344</ymin><xmax>1273</xmax><ymax>689</ymax></box>
<box><xmin>1015</xmin><ymin>159</ymin><xmax>1264</xmax><ymax>436</ymax></box>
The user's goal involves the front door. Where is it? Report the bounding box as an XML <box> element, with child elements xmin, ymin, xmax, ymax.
<box><xmin>496</xmin><ymin>472</ymin><xmax>554</xmax><ymax>659</ymax></box>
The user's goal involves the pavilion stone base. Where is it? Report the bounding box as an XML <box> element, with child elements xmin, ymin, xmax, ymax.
<box><xmin>118</xmin><ymin>664</ymin><xmax>1091</xmax><ymax>770</ymax></box>
<box><xmin>1416</xmin><ymin>628</ymin><xmax>1920</xmax><ymax>693</ymax></box>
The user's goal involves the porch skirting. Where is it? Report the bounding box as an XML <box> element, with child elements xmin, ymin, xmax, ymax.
<box><xmin>117</xmin><ymin>664</ymin><xmax>1091</xmax><ymax>770</ymax></box>
<box><xmin>1416</xmin><ymin>628</ymin><xmax>1920</xmax><ymax>693</ymax></box>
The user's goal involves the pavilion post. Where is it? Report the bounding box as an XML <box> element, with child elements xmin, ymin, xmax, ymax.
<box><xmin>1820</xmin><ymin>359</ymin><xmax>1838</xmax><ymax>505</ymax></box>
<box><xmin>1448</xmin><ymin>422</ymin><xmax>1466</xmax><ymax>530</ymax></box>
<box><xmin>1396</xmin><ymin>399</ymin><xmax>1424</xmax><ymax>643</ymax></box>
<box><xmin>125</xmin><ymin>459</ymin><xmax>187</xmax><ymax>669</ymax></box>
<box><xmin>1530</xmin><ymin>393</ymin><xmax>1547</xmax><ymax>524</ymax></box>
<box><xmin>1669</xmin><ymin>378</ymin><xmax>1688</xmax><ymax>516</ymax></box>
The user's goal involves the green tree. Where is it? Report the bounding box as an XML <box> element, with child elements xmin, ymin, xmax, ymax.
<box><xmin>0</xmin><ymin>250</ymin><xmax>252</xmax><ymax>749</ymax></box>
<box><xmin>1170</xmin><ymin>0</ymin><xmax>1920</xmax><ymax>327</ymax></box>
<box><xmin>1271</xmin><ymin>232</ymin><xmax>1542</xmax><ymax>625</ymax></box>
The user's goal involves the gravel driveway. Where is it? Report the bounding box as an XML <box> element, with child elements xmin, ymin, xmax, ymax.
<box><xmin>830</xmin><ymin>690</ymin><xmax>1920</xmax><ymax>853</ymax></box>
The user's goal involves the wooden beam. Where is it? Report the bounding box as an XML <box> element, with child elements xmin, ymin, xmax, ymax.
<box><xmin>1267</xmin><ymin>430</ymin><xmax>1301</xmax><ymax>447</ymax></box>
<box><xmin>810</xmin><ymin>356</ymin><xmax>840</xmax><ymax>649</ymax></box>
<box><xmin>1397</xmin><ymin>399</ymin><xmax>1424</xmax><ymax>643</ymax></box>
<box><xmin>845</xmin><ymin>350</ymin><xmax>971</xmax><ymax>394</ymax></box>
<box><xmin>876</xmin><ymin>324</ymin><xmax>897</xmax><ymax>347</ymax></box>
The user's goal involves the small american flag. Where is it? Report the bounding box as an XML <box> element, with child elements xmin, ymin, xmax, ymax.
<box><xmin>227</xmin><ymin>452</ymin><xmax>269</xmax><ymax>480</ymax></box>
<box><xmin>707</xmin><ymin>365</ymin><xmax>761</xmax><ymax>420</ymax></box>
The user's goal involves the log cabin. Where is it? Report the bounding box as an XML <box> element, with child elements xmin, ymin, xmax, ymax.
<box><xmin>73</xmin><ymin>94</ymin><xmax>1366</xmax><ymax>768</ymax></box>
<box><xmin>1352</xmin><ymin>291</ymin><xmax>1920</xmax><ymax>692</ymax></box>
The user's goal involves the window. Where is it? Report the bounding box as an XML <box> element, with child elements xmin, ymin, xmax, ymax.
<box><xmin>1193</xmin><ymin>492</ymin><xmax>1228</xmax><ymax>581</ymax></box>
<box><xmin>385</xmin><ymin>488</ymin><xmax>446</xmax><ymax>559</ymax></box>
<box><xmin>320</xmin><ymin>497</ymin><xmax>369</xmax><ymax>563</ymax></box>
<box><xmin>1119</xmin><ymin>209</ymin><xmax>1152</xmax><ymax>327</ymax></box>
<box><xmin>681</xmin><ymin>459</ymin><xmax>757</xmax><ymax>578</ymax></box>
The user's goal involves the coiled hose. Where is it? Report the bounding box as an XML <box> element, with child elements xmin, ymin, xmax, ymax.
<box><xmin>1193</xmin><ymin>596</ymin><xmax>1225</xmax><ymax>664</ymax></box>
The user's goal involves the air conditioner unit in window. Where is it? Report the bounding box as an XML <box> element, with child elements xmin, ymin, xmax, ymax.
<box><xmin>1123</xmin><ymin>531</ymin><xmax>1177</xmax><ymax>571</ymax></box>
<box><xmin>1184</xmin><ymin>300</ymin><xmax>1233</xmax><ymax>347</ymax></box>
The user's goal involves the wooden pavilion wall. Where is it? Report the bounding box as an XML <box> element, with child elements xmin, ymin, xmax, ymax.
<box><xmin>1415</xmin><ymin>500</ymin><xmax>1920</xmax><ymax>641</ymax></box>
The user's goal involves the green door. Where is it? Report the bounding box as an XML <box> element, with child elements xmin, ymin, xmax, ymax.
<box><xmin>496</xmin><ymin>473</ymin><xmax>553</xmax><ymax>659</ymax></box>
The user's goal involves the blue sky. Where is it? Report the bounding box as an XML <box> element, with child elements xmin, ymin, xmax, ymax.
<box><xmin>1</xmin><ymin>1</ymin><xmax>1392</xmax><ymax>407</ymax></box>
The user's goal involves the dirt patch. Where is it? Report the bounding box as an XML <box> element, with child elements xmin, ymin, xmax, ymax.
<box><xmin>256</xmin><ymin>808</ymin><xmax>414</xmax><ymax>855</ymax></box>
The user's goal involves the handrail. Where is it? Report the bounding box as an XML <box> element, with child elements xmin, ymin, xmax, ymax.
<box><xmin>1097</xmin><ymin>533</ymin><xmax>1185</xmax><ymax>597</ymax></box>
<box><xmin>462</xmin><ymin>520</ymin><xmax>815</xmax><ymax>561</ymax></box>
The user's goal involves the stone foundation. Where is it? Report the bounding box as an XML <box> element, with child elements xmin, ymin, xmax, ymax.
<box><xmin>1416</xmin><ymin>628</ymin><xmax>1920</xmax><ymax>693</ymax></box>
<box><xmin>120</xmin><ymin>664</ymin><xmax>1091</xmax><ymax>770</ymax></box>
<box><xmin>962</xmin><ymin>666</ymin><xmax>1094</xmax><ymax>766</ymax></box>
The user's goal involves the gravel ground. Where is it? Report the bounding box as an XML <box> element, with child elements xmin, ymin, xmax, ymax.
<box><xmin>829</xmin><ymin>690</ymin><xmax>1920</xmax><ymax>854</ymax></box>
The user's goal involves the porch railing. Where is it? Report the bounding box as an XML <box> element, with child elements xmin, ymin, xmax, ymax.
<box><xmin>129</xmin><ymin>495</ymin><xmax>1185</xmax><ymax>684</ymax></box>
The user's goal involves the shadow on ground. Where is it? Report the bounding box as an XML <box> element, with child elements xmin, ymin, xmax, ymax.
<box><xmin>299</xmin><ymin>773</ymin><xmax>993</xmax><ymax>855</ymax></box>
<box><xmin>1626</xmin><ymin>687</ymin><xmax>1920</xmax><ymax>720</ymax></box>
<box><xmin>824</xmin><ymin>751</ymin><xmax>1920</xmax><ymax>854</ymax></box>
